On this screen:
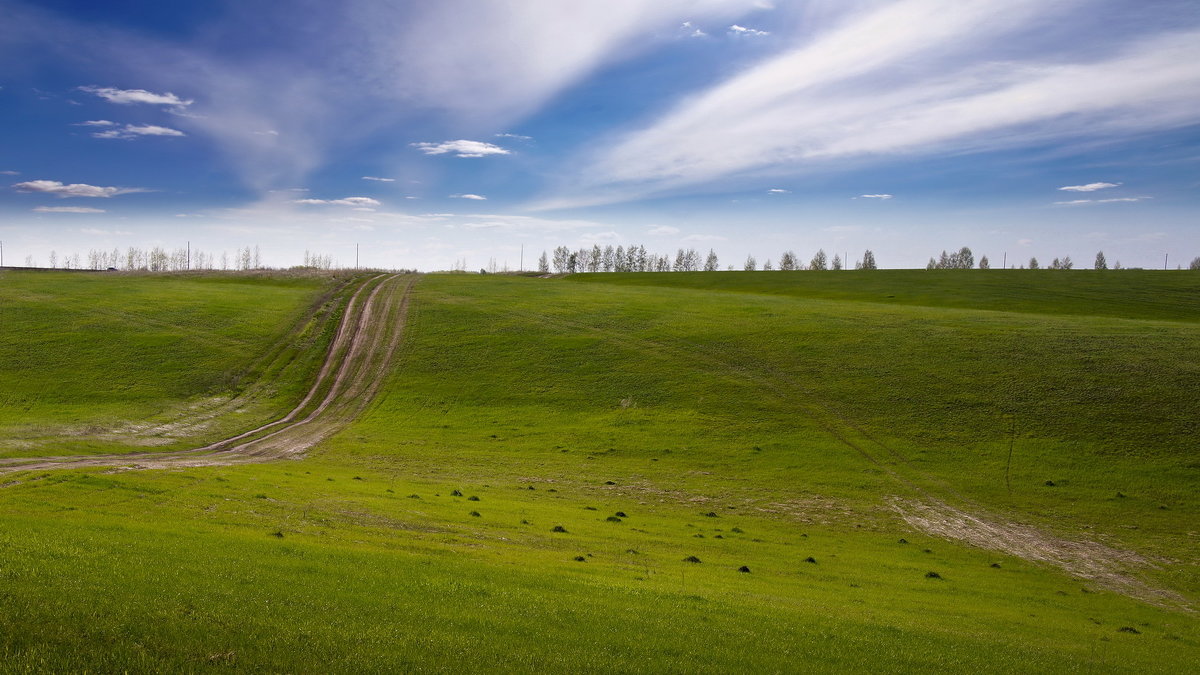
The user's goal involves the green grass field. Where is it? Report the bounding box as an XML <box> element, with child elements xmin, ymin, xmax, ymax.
<box><xmin>1</xmin><ymin>269</ymin><xmax>1197</xmax><ymax>672</ymax></box>
<box><xmin>0</xmin><ymin>270</ymin><xmax>348</xmax><ymax>457</ymax></box>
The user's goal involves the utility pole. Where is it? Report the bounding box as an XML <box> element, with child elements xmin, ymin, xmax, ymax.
<box><xmin>1002</xmin><ymin>251</ymin><xmax>1006</xmax><ymax>269</ymax></box>
<box><xmin>1164</xmin><ymin>253</ymin><xmax>1169</xmax><ymax>270</ymax></box>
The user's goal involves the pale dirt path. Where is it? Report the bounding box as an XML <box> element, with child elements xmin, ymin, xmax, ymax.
<box><xmin>0</xmin><ymin>274</ymin><xmax>415</xmax><ymax>476</ymax></box>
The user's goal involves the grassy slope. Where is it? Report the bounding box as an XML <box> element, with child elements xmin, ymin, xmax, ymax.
<box><xmin>0</xmin><ymin>270</ymin><xmax>338</xmax><ymax>456</ymax></box>
<box><xmin>1</xmin><ymin>271</ymin><xmax>1197</xmax><ymax>672</ymax></box>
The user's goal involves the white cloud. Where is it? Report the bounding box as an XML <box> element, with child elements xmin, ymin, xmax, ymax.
<box><xmin>495</xmin><ymin>133</ymin><xmax>532</xmax><ymax>140</ymax></box>
<box><xmin>13</xmin><ymin>180</ymin><xmax>148</xmax><ymax>198</ymax></box>
<box><xmin>767</xmin><ymin>188</ymin><xmax>790</xmax><ymax>193</ymax></box>
<box><xmin>76</xmin><ymin>120</ymin><xmax>117</xmax><ymax>127</ymax></box>
<box><xmin>411</xmin><ymin>140</ymin><xmax>510</xmax><ymax>158</ymax></box>
<box><xmin>33</xmin><ymin>206</ymin><xmax>106</xmax><ymax>213</ymax></box>
<box><xmin>0</xmin><ymin>170</ymin><xmax>19</xmax><ymax>176</ymax></box>
<box><xmin>362</xmin><ymin>176</ymin><xmax>396</xmax><ymax>182</ymax></box>
<box><xmin>1017</xmin><ymin>238</ymin><xmax>1033</xmax><ymax>246</ymax></box>
<box><xmin>294</xmin><ymin>197</ymin><xmax>382</xmax><ymax>207</ymax></box>
<box><xmin>252</xmin><ymin>129</ymin><xmax>280</xmax><ymax>136</ymax></box>
<box><xmin>1058</xmin><ymin>182</ymin><xmax>1120</xmax><ymax>192</ymax></box>
<box><xmin>541</xmin><ymin>2</ymin><xmax>1200</xmax><ymax>208</ymax></box>
<box><xmin>80</xmin><ymin>227</ymin><xmax>133</xmax><ymax>235</ymax></box>
<box><xmin>93</xmin><ymin>124</ymin><xmax>186</xmax><ymax>140</ymax></box>
<box><xmin>1054</xmin><ymin>196</ymin><xmax>1149</xmax><ymax>206</ymax></box>
<box><xmin>79</xmin><ymin>86</ymin><xmax>192</xmax><ymax>107</ymax></box>
<box><xmin>648</xmin><ymin>225</ymin><xmax>681</xmax><ymax>235</ymax></box>
<box><xmin>450</xmin><ymin>193</ymin><xmax>487</xmax><ymax>200</ymax></box>
<box><xmin>859</xmin><ymin>194</ymin><xmax>893</xmax><ymax>199</ymax></box>
<box><xmin>729</xmin><ymin>25</ymin><xmax>769</xmax><ymax>36</ymax></box>
<box><xmin>683</xmin><ymin>233</ymin><xmax>727</xmax><ymax>242</ymax></box>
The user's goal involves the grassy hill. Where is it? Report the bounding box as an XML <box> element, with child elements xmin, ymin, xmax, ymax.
<box><xmin>0</xmin><ymin>270</ymin><xmax>345</xmax><ymax>457</ymax></box>
<box><xmin>0</xmin><ymin>270</ymin><xmax>1196</xmax><ymax>671</ymax></box>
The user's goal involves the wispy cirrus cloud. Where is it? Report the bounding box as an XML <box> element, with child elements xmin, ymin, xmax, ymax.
<box><xmin>361</xmin><ymin>176</ymin><xmax>396</xmax><ymax>182</ymax></box>
<box><xmin>537</xmin><ymin>0</ymin><xmax>1200</xmax><ymax>209</ymax></box>
<box><xmin>92</xmin><ymin>124</ymin><xmax>186</xmax><ymax>140</ymax></box>
<box><xmin>294</xmin><ymin>196</ymin><xmax>381</xmax><ymax>207</ymax></box>
<box><xmin>858</xmin><ymin>194</ymin><xmax>893</xmax><ymax>200</ymax></box>
<box><xmin>13</xmin><ymin>179</ymin><xmax>149</xmax><ymax>198</ymax></box>
<box><xmin>33</xmin><ymin>206</ymin><xmax>106</xmax><ymax>213</ymax></box>
<box><xmin>79</xmin><ymin>86</ymin><xmax>192</xmax><ymax>107</ymax></box>
<box><xmin>1058</xmin><ymin>182</ymin><xmax>1120</xmax><ymax>192</ymax></box>
<box><xmin>1054</xmin><ymin>196</ymin><xmax>1149</xmax><ymax>206</ymax></box>
<box><xmin>412</xmin><ymin>140</ymin><xmax>510</xmax><ymax>158</ymax></box>
<box><xmin>450</xmin><ymin>193</ymin><xmax>487</xmax><ymax>200</ymax></box>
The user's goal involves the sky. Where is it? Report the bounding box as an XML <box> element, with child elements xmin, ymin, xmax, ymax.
<box><xmin>1</xmin><ymin>0</ymin><xmax>1198</xmax><ymax>271</ymax></box>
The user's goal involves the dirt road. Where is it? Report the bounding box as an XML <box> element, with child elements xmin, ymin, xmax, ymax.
<box><xmin>0</xmin><ymin>273</ymin><xmax>415</xmax><ymax>476</ymax></box>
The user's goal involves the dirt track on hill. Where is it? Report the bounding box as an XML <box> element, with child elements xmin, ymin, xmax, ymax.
<box><xmin>0</xmin><ymin>273</ymin><xmax>415</xmax><ymax>476</ymax></box>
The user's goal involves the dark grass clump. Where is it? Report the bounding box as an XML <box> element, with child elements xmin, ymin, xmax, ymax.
<box><xmin>714</xmin><ymin>535</ymin><xmax>724</xmax><ymax>539</ymax></box>
<box><xmin>1044</xmin><ymin>480</ymin><xmax>1056</xmax><ymax>487</ymax></box>
<box><xmin>626</xmin><ymin>549</ymin><xmax>639</xmax><ymax>554</ymax></box>
<box><xmin>615</xmin><ymin>511</ymin><xmax>628</xmax><ymax>518</ymax></box>
<box><xmin>469</xmin><ymin>511</ymin><xmax>481</xmax><ymax>517</ymax></box>
<box><xmin>738</xmin><ymin>566</ymin><xmax>751</xmax><ymax>573</ymax></box>
<box><xmin>271</xmin><ymin>530</ymin><xmax>284</xmax><ymax>538</ymax></box>
<box><xmin>683</xmin><ymin>555</ymin><xmax>702</xmax><ymax>563</ymax></box>
<box><xmin>731</xmin><ymin>527</ymin><xmax>743</xmax><ymax>534</ymax></box>
<box><xmin>606</xmin><ymin>516</ymin><xmax>622</xmax><ymax>523</ymax></box>
<box><xmin>407</xmin><ymin>494</ymin><xmax>421</xmax><ymax>499</ymax></box>
<box><xmin>898</xmin><ymin>538</ymin><xmax>908</xmax><ymax>544</ymax></box>
<box><xmin>704</xmin><ymin>512</ymin><xmax>718</xmax><ymax>518</ymax></box>
<box><xmin>803</xmin><ymin>557</ymin><xmax>817</xmax><ymax>564</ymax></box>
<box><xmin>925</xmin><ymin>571</ymin><xmax>943</xmax><ymax>579</ymax></box>
<box><xmin>694</xmin><ymin>533</ymin><xmax>705</xmax><ymax>538</ymax></box>
<box><xmin>1117</xmin><ymin>626</ymin><xmax>1141</xmax><ymax>634</ymax></box>
<box><xmin>574</xmin><ymin>556</ymin><xmax>586</xmax><ymax>562</ymax></box>
<box><xmin>584</xmin><ymin>506</ymin><xmax>597</xmax><ymax>511</ymax></box>
<box><xmin>552</xmin><ymin>525</ymin><xmax>568</xmax><ymax>533</ymax></box>
<box><xmin>353</xmin><ymin>476</ymin><xmax>364</xmax><ymax>481</ymax></box>
<box><xmin>990</xmin><ymin>562</ymin><xmax>1002</xmax><ymax>569</ymax></box>
<box><xmin>467</xmin><ymin>495</ymin><xmax>480</xmax><ymax>501</ymax></box>
<box><xmin>450</xmin><ymin>489</ymin><xmax>463</xmax><ymax>497</ymax></box>
<box><xmin>604</xmin><ymin>480</ymin><xmax>616</xmax><ymax>485</ymax></box>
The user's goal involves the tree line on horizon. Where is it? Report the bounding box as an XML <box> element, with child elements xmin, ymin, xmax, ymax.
<box><xmin>539</xmin><ymin>245</ymin><xmax>879</xmax><ymax>274</ymax></box>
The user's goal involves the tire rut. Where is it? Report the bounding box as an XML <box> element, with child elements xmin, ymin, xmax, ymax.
<box><xmin>0</xmin><ymin>274</ymin><xmax>415</xmax><ymax>476</ymax></box>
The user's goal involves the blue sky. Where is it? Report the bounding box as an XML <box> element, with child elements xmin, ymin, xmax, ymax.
<box><xmin>2</xmin><ymin>0</ymin><xmax>1198</xmax><ymax>270</ymax></box>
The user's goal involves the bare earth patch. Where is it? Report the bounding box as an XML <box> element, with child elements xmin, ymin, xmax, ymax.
<box><xmin>889</xmin><ymin>496</ymin><xmax>1190</xmax><ymax>610</ymax></box>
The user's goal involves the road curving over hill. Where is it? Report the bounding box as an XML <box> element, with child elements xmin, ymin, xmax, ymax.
<box><xmin>0</xmin><ymin>273</ymin><xmax>416</xmax><ymax>476</ymax></box>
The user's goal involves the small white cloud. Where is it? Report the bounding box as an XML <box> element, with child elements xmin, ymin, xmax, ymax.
<box><xmin>252</xmin><ymin>129</ymin><xmax>279</xmax><ymax>136</ymax></box>
<box><xmin>1058</xmin><ymin>182</ymin><xmax>1120</xmax><ymax>192</ymax></box>
<box><xmin>683</xmin><ymin>234</ymin><xmax>727</xmax><ymax>242</ymax></box>
<box><xmin>1054</xmin><ymin>196</ymin><xmax>1148</xmax><ymax>206</ymax></box>
<box><xmin>294</xmin><ymin>197</ymin><xmax>382</xmax><ymax>207</ymax></box>
<box><xmin>13</xmin><ymin>179</ymin><xmax>148</xmax><ymax>198</ymax></box>
<box><xmin>450</xmin><ymin>193</ymin><xmax>487</xmax><ymax>200</ymax></box>
<box><xmin>93</xmin><ymin>124</ymin><xmax>186</xmax><ymax>140</ymax></box>
<box><xmin>1017</xmin><ymin>238</ymin><xmax>1033</xmax><ymax>246</ymax></box>
<box><xmin>33</xmin><ymin>206</ymin><xmax>106</xmax><ymax>213</ymax></box>
<box><xmin>729</xmin><ymin>25</ymin><xmax>769</xmax><ymax>36</ymax></box>
<box><xmin>648</xmin><ymin>225</ymin><xmax>680</xmax><ymax>235</ymax></box>
<box><xmin>362</xmin><ymin>176</ymin><xmax>396</xmax><ymax>182</ymax></box>
<box><xmin>681</xmin><ymin>22</ymin><xmax>707</xmax><ymax>37</ymax></box>
<box><xmin>767</xmin><ymin>188</ymin><xmax>790</xmax><ymax>194</ymax></box>
<box><xmin>80</xmin><ymin>227</ymin><xmax>132</xmax><ymax>235</ymax></box>
<box><xmin>859</xmin><ymin>194</ymin><xmax>893</xmax><ymax>199</ymax></box>
<box><xmin>411</xmin><ymin>140</ymin><xmax>510</xmax><ymax>158</ymax></box>
<box><xmin>495</xmin><ymin>133</ymin><xmax>532</xmax><ymax>140</ymax></box>
<box><xmin>79</xmin><ymin>86</ymin><xmax>192</xmax><ymax>107</ymax></box>
<box><xmin>75</xmin><ymin>120</ymin><xmax>116</xmax><ymax>127</ymax></box>
<box><xmin>0</xmin><ymin>170</ymin><xmax>19</xmax><ymax>176</ymax></box>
